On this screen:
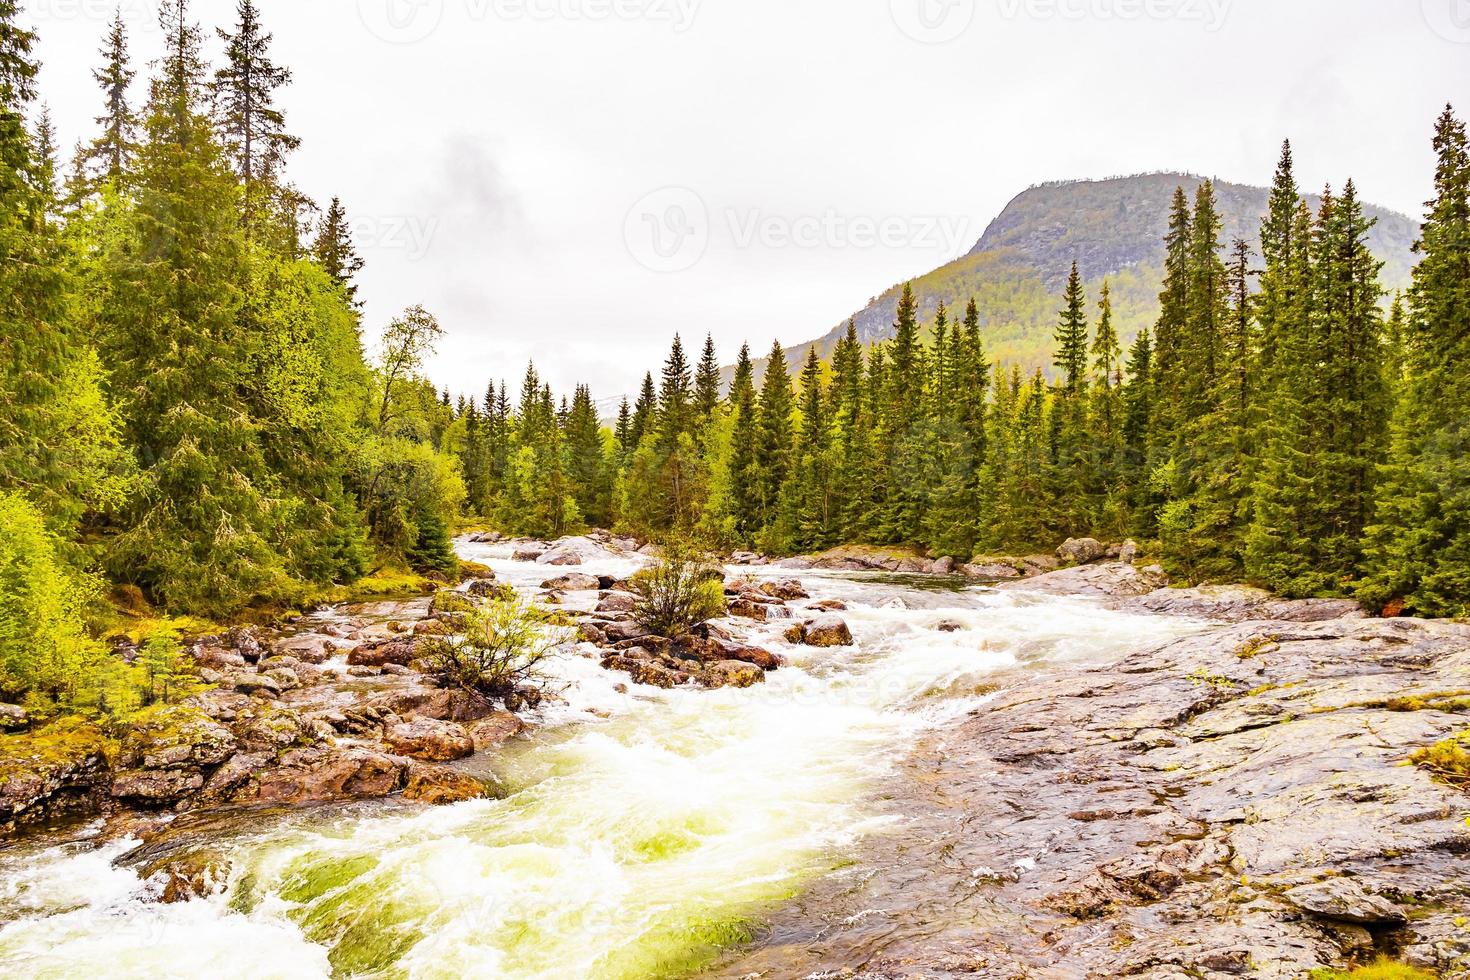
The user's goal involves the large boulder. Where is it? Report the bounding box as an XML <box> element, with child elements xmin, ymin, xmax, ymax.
<box><xmin>596</xmin><ymin>591</ymin><xmax>639</xmax><ymax>614</ymax></box>
<box><xmin>110</xmin><ymin>768</ymin><xmax>205</xmax><ymax>805</ymax></box>
<box><xmin>467</xmin><ymin>712</ymin><xmax>526</xmax><ymax>752</ymax></box>
<box><xmin>348</xmin><ymin>638</ymin><xmax>422</xmax><ymax>668</ymax></box>
<box><xmin>248</xmin><ymin>746</ymin><xmax>409</xmax><ymax>804</ymax></box>
<box><xmin>403</xmin><ymin>763</ymin><xmax>496</xmax><ymax>805</ymax></box>
<box><xmin>702</xmin><ymin>661</ymin><xmax>766</xmax><ymax>689</ymax></box>
<box><xmin>537</xmin><ymin>536</ymin><xmax>618</xmax><ymax>567</ymax></box>
<box><xmin>118</xmin><ymin>705</ymin><xmax>237</xmax><ymax>772</ymax></box>
<box><xmin>542</xmin><ymin>572</ymin><xmax>600</xmax><ymax>591</ymax></box>
<box><xmin>383</xmin><ymin>718</ymin><xmax>475</xmax><ymax>762</ymax></box>
<box><xmin>1058</xmin><ymin>537</ymin><xmax>1108</xmax><ymax>565</ymax></box>
<box><xmin>802</xmin><ymin>615</ymin><xmax>855</xmax><ymax>648</ymax></box>
<box><xmin>0</xmin><ymin>720</ymin><xmax>112</xmax><ymax>830</ymax></box>
<box><xmin>1001</xmin><ymin>562</ymin><xmax>1169</xmax><ymax>599</ymax></box>
<box><xmin>1284</xmin><ymin>879</ymin><xmax>1407</xmax><ymax>925</ymax></box>
<box><xmin>0</xmin><ymin>704</ymin><xmax>28</xmax><ymax>732</ymax></box>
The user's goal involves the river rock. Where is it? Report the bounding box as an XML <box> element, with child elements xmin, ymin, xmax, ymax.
<box><xmin>932</xmin><ymin>556</ymin><xmax>955</xmax><ymax>575</ymax></box>
<box><xmin>1058</xmin><ymin>537</ymin><xmax>1108</xmax><ymax>565</ymax></box>
<box><xmin>1002</xmin><ymin>561</ymin><xmax>1168</xmax><ymax>599</ymax></box>
<box><xmin>110</xmin><ymin>768</ymin><xmax>205</xmax><ymax>805</ymax></box>
<box><xmin>348</xmin><ymin>638</ymin><xmax>421</xmax><ymax>668</ymax></box>
<box><xmin>511</xmin><ymin>542</ymin><xmax>549</xmax><ymax>561</ymax></box>
<box><xmin>758</xmin><ymin>578</ymin><xmax>810</xmax><ymax>601</ymax></box>
<box><xmin>119</xmin><ymin>705</ymin><xmax>237</xmax><ymax>771</ymax></box>
<box><xmin>383</xmin><ymin>718</ymin><xmax>475</xmax><ymax>761</ymax></box>
<box><xmin>248</xmin><ymin>746</ymin><xmax>409</xmax><ymax>804</ymax></box>
<box><xmin>703</xmin><ymin>660</ymin><xmax>766</xmax><ymax>689</ymax></box>
<box><xmin>403</xmin><ymin>763</ymin><xmax>495</xmax><ymax>805</ymax></box>
<box><xmin>542</xmin><ymin>572</ymin><xmax>600</xmax><ymax>591</ymax></box>
<box><xmin>1122</xmin><ymin>584</ymin><xmax>1366</xmax><ymax>623</ymax></box>
<box><xmin>1120</xmin><ymin>539</ymin><xmax>1140</xmax><ymax>564</ymax></box>
<box><xmin>602</xmin><ymin>621</ymin><xmax>653</xmax><ymax>644</ymax></box>
<box><xmin>194</xmin><ymin>645</ymin><xmax>248</xmax><ymax>671</ymax></box>
<box><xmin>802</xmin><ymin>615</ymin><xmax>854</xmax><ymax>648</ymax></box>
<box><xmin>0</xmin><ymin>721</ymin><xmax>112</xmax><ymax>830</ymax></box>
<box><xmin>0</xmin><ymin>704</ymin><xmax>27</xmax><ymax>731</ymax></box>
<box><xmin>227</xmin><ymin>670</ymin><xmax>283</xmax><ymax>698</ymax></box>
<box><xmin>596</xmin><ymin>591</ymin><xmax>639</xmax><ymax>614</ymax></box>
<box><xmin>1284</xmin><ymin>879</ymin><xmax>1407</xmax><ymax>925</ymax></box>
<box><xmin>961</xmin><ymin>561</ymin><xmax>1024</xmax><ymax>580</ymax></box>
<box><xmin>538</xmin><ymin>536</ymin><xmax>617</xmax><ymax>566</ymax></box>
<box><xmin>601</xmin><ymin>655</ymin><xmax>690</xmax><ymax>689</ymax></box>
<box><xmin>468</xmin><ymin>711</ymin><xmax>525</xmax><ymax>751</ymax></box>
<box><xmin>230</xmin><ymin>702</ymin><xmax>313</xmax><ymax>753</ymax></box>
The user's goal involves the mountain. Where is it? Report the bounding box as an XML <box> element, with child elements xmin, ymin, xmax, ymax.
<box><xmin>748</xmin><ymin>173</ymin><xmax>1420</xmax><ymax>383</ymax></box>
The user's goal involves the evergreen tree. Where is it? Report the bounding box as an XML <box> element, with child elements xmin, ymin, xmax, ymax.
<box><xmin>86</xmin><ymin>9</ymin><xmax>136</xmax><ymax>183</ymax></box>
<box><xmin>100</xmin><ymin>0</ymin><xmax>281</xmax><ymax>613</ymax></box>
<box><xmin>753</xmin><ymin>340</ymin><xmax>794</xmax><ymax>535</ymax></box>
<box><xmin>694</xmin><ymin>333</ymin><xmax>721</xmax><ymax>422</ymax></box>
<box><xmin>565</xmin><ymin>384</ymin><xmax>610</xmax><ymax>526</ymax></box>
<box><xmin>1053</xmin><ymin>262</ymin><xmax>1089</xmax><ymax>392</ymax></box>
<box><xmin>656</xmin><ymin>334</ymin><xmax>692</xmax><ymax>452</ymax></box>
<box><xmin>1361</xmin><ymin>107</ymin><xmax>1470</xmax><ymax>616</ymax></box>
<box><xmin>727</xmin><ymin>343</ymin><xmax>759</xmax><ymax>539</ymax></box>
<box><xmin>313</xmin><ymin>196</ymin><xmax>364</xmax><ymax>307</ymax></box>
<box><xmin>212</xmin><ymin>0</ymin><xmax>298</xmax><ymax>189</ymax></box>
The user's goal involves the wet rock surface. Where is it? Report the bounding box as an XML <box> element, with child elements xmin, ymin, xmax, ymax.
<box><xmin>709</xmin><ymin>610</ymin><xmax>1470</xmax><ymax>979</ymax></box>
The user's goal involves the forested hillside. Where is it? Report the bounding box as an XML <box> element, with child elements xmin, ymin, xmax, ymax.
<box><xmin>0</xmin><ymin>0</ymin><xmax>467</xmax><ymax>716</ymax></box>
<box><xmin>2</xmin><ymin>0</ymin><xmax>1468</xmax><ymax>731</ymax></box>
<box><xmin>747</xmin><ymin>173</ymin><xmax>1420</xmax><ymax>384</ymax></box>
<box><xmin>463</xmin><ymin>123</ymin><xmax>1470</xmax><ymax>623</ymax></box>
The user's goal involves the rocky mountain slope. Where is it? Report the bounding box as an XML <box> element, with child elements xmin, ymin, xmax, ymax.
<box><xmin>749</xmin><ymin>173</ymin><xmax>1420</xmax><ymax>384</ymax></box>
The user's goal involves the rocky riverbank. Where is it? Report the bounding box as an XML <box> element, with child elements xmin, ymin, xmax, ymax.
<box><xmin>708</xmin><ymin>564</ymin><xmax>1470</xmax><ymax>979</ymax></box>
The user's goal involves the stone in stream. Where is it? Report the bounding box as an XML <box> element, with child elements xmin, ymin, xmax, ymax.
<box><xmin>595</xmin><ymin>591</ymin><xmax>639</xmax><ymax>614</ymax></box>
<box><xmin>383</xmin><ymin>718</ymin><xmax>475</xmax><ymax>762</ymax></box>
<box><xmin>788</xmin><ymin>615</ymin><xmax>854</xmax><ymax>648</ymax></box>
<box><xmin>403</xmin><ymin>763</ymin><xmax>498</xmax><ymax>805</ymax></box>
<box><xmin>348</xmin><ymin>638</ymin><xmax>422</xmax><ymax>668</ymax></box>
<box><xmin>1284</xmin><ymin>879</ymin><xmax>1407</xmax><ymax>926</ymax></box>
<box><xmin>1057</xmin><ymin>537</ymin><xmax>1108</xmax><ymax>565</ymax></box>
<box><xmin>542</xmin><ymin>572</ymin><xmax>600</xmax><ymax>591</ymax></box>
<box><xmin>248</xmin><ymin>745</ymin><xmax>409</xmax><ymax>804</ymax></box>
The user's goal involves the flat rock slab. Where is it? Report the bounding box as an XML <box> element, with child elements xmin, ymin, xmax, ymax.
<box><xmin>707</xmin><ymin>614</ymin><xmax>1470</xmax><ymax>979</ymax></box>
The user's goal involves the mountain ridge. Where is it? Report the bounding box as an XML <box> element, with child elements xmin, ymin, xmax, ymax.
<box><xmin>742</xmin><ymin>172</ymin><xmax>1420</xmax><ymax>384</ymax></box>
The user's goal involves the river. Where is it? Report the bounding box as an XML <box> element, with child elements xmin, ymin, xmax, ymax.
<box><xmin>0</xmin><ymin>542</ymin><xmax>1200</xmax><ymax>979</ymax></box>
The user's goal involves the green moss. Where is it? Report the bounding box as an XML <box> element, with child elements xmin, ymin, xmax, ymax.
<box><xmin>1411</xmin><ymin>732</ymin><xmax>1470</xmax><ymax>788</ymax></box>
<box><xmin>0</xmin><ymin>717</ymin><xmax>115</xmax><ymax>789</ymax></box>
<box><xmin>1308</xmin><ymin>958</ymin><xmax>1437</xmax><ymax>979</ymax></box>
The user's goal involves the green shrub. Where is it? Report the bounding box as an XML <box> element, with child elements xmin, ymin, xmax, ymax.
<box><xmin>1308</xmin><ymin>957</ymin><xmax>1437</xmax><ymax>979</ymax></box>
<box><xmin>1410</xmin><ymin>733</ymin><xmax>1470</xmax><ymax>788</ymax></box>
<box><xmin>424</xmin><ymin>594</ymin><xmax>567</xmax><ymax>696</ymax></box>
<box><xmin>0</xmin><ymin>493</ymin><xmax>107</xmax><ymax>715</ymax></box>
<box><xmin>629</xmin><ymin>549</ymin><xmax>727</xmax><ymax>638</ymax></box>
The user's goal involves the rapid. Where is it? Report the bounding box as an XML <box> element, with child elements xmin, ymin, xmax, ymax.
<box><xmin>0</xmin><ymin>541</ymin><xmax>1200</xmax><ymax>979</ymax></box>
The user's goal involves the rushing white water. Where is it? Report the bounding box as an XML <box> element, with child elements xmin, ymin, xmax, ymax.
<box><xmin>0</xmin><ymin>545</ymin><xmax>1200</xmax><ymax>980</ymax></box>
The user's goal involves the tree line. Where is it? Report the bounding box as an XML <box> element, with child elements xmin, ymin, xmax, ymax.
<box><xmin>0</xmin><ymin>1</ymin><xmax>463</xmax><ymax>712</ymax></box>
<box><xmin>458</xmin><ymin>111</ymin><xmax>1470</xmax><ymax>619</ymax></box>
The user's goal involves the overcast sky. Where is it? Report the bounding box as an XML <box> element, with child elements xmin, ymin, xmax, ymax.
<box><xmin>21</xmin><ymin>0</ymin><xmax>1470</xmax><ymax>404</ymax></box>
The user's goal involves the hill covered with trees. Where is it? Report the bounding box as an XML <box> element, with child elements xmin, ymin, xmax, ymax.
<box><xmin>0</xmin><ymin>0</ymin><xmax>466</xmax><ymax>716</ymax></box>
<box><xmin>460</xmin><ymin>118</ymin><xmax>1470</xmax><ymax>623</ymax></box>
<box><xmin>744</xmin><ymin>172</ymin><xmax>1420</xmax><ymax>386</ymax></box>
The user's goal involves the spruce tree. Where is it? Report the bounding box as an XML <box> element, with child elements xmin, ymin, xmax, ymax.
<box><xmin>727</xmin><ymin>343</ymin><xmax>759</xmax><ymax>540</ymax></box>
<box><xmin>212</xmin><ymin>0</ymin><xmax>298</xmax><ymax>188</ymax></box>
<box><xmin>1361</xmin><ymin>107</ymin><xmax>1470</xmax><ymax>615</ymax></box>
<box><xmin>656</xmin><ymin>334</ymin><xmax>692</xmax><ymax>452</ymax></box>
<box><xmin>313</xmin><ymin>196</ymin><xmax>364</xmax><ymax>307</ymax></box>
<box><xmin>101</xmin><ymin>0</ymin><xmax>281</xmax><ymax>613</ymax></box>
<box><xmin>86</xmin><ymin>10</ymin><xmax>136</xmax><ymax>183</ymax></box>
<box><xmin>753</xmin><ymin>340</ymin><xmax>794</xmax><ymax>535</ymax></box>
<box><xmin>694</xmin><ymin>333</ymin><xmax>721</xmax><ymax>422</ymax></box>
<box><xmin>1053</xmin><ymin>262</ymin><xmax>1089</xmax><ymax>392</ymax></box>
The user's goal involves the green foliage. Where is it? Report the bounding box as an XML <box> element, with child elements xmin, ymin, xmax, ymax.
<box><xmin>0</xmin><ymin>493</ymin><xmax>105</xmax><ymax>713</ymax></box>
<box><xmin>406</xmin><ymin>509</ymin><xmax>458</xmax><ymax>579</ymax></box>
<box><xmin>1307</xmin><ymin>958</ymin><xmax>1437</xmax><ymax>980</ymax></box>
<box><xmin>424</xmin><ymin>593</ymin><xmax>566</xmax><ymax>696</ymax></box>
<box><xmin>629</xmin><ymin>549</ymin><xmax>727</xmax><ymax>639</ymax></box>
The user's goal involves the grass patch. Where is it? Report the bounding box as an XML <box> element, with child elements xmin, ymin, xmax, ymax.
<box><xmin>1411</xmin><ymin>732</ymin><xmax>1470</xmax><ymax>788</ymax></box>
<box><xmin>1308</xmin><ymin>958</ymin><xmax>1437</xmax><ymax>979</ymax></box>
<box><xmin>314</xmin><ymin>568</ymin><xmax>436</xmax><ymax>605</ymax></box>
